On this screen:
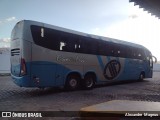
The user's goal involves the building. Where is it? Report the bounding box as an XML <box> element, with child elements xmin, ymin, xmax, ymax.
<box><xmin>0</xmin><ymin>48</ymin><xmax>10</xmax><ymax>73</ymax></box>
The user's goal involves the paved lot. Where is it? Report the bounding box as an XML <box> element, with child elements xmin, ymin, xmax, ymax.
<box><xmin>0</xmin><ymin>72</ymin><xmax>160</xmax><ymax>119</ymax></box>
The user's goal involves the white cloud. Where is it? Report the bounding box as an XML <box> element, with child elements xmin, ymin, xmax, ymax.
<box><xmin>3</xmin><ymin>45</ymin><xmax>9</xmax><ymax>48</ymax></box>
<box><xmin>6</xmin><ymin>17</ymin><xmax>16</xmax><ymax>22</ymax></box>
<box><xmin>0</xmin><ymin>38</ymin><xmax>11</xmax><ymax>48</ymax></box>
<box><xmin>0</xmin><ymin>38</ymin><xmax>11</xmax><ymax>43</ymax></box>
<box><xmin>0</xmin><ymin>17</ymin><xmax>17</xmax><ymax>25</ymax></box>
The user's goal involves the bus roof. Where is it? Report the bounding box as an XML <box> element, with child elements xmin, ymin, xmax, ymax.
<box><xmin>21</xmin><ymin>20</ymin><xmax>146</xmax><ymax>50</ymax></box>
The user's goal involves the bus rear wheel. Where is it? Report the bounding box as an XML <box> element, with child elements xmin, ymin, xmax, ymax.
<box><xmin>82</xmin><ymin>74</ymin><xmax>95</xmax><ymax>90</ymax></box>
<box><xmin>65</xmin><ymin>74</ymin><xmax>80</xmax><ymax>91</ymax></box>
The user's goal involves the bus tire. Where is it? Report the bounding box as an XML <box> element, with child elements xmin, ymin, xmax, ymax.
<box><xmin>65</xmin><ymin>74</ymin><xmax>80</xmax><ymax>91</ymax></box>
<box><xmin>82</xmin><ymin>74</ymin><xmax>95</xmax><ymax>90</ymax></box>
<box><xmin>139</xmin><ymin>72</ymin><xmax>145</xmax><ymax>81</ymax></box>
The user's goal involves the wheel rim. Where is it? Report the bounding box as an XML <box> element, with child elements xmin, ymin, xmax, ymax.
<box><xmin>69</xmin><ymin>79</ymin><xmax>77</xmax><ymax>88</ymax></box>
<box><xmin>86</xmin><ymin>78</ymin><xmax>93</xmax><ymax>88</ymax></box>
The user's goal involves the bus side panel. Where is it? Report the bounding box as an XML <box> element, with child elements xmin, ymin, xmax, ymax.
<box><xmin>113</xmin><ymin>57</ymin><xmax>128</xmax><ymax>81</ymax></box>
<box><xmin>31</xmin><ymin>44</ymin><xmax>56</xmax><ymax>87</ymax></box>
<box><xmin>64</xmin><ymin>65</ymin><xmax>83</xmax><ymax>77</ymax></box>
<box><xmin>31</xmin><ymin>64</ymin><xmax>56</xmax><ymax>87</ymax></box>
<box><xmin>84</xmin><ymin>55</ymin><xmax>127</xmax><ymax>82</ymax></box>
<box><xmin>83</xmin><ymin>54</ymin><xmax>102</xmax><ymax>81</ymax></box>
<box><xmin>84</xmin><ymin>65</ymin><xmax>101</xmax><ymax>81</ymax></box>
<box><xmin>55</xmin><ymin>65</ymin><xmax>66</xmax><ymax>86</ymax></box>
<box><xmin>30</xmin><ymin>44</ymin><xmax>72</xmax><ymax>87</ymax></box>
<box><xmin>126</xmin><ymin>59</ymin><xmax>139</xmax><ymax>80</ymax></box>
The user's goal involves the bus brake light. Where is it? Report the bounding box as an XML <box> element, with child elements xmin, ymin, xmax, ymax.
<box><xmin>20</xmin><ymin>58</ymin><xmax>27</xmax><ymax>76</ymax></box>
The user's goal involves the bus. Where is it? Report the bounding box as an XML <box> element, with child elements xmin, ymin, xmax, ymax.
<box><xmin>11</xmin><ymin>20</ymin><xmax>156</xmax><ymax>90</ymax></box>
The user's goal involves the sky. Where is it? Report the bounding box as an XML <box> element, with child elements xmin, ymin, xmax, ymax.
<box><xmin>0</xmin><ymin>0</ymin><xmax>160</xmax><ymax>61</ymax></box>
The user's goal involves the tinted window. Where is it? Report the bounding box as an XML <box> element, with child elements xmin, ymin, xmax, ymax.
<box><xmin>98</xmin><ymin>41</ymin><xmax>106</xmax><ymax>56</ymax></box>
<box><xmin>31</xmin><ymin>25</ymin><xmax>44</xmax><ymax>45</ymax></box>
<box><xmin>31</xmin><ymin>25</ymin><xmax>145</xmax><ymax>59</ymax></box>
<box><xmin>136</xmin><ymin>48</ymin><xmax>145</xmax><ymax>60</ymax></box>
<box><xmin>44</xmin><ymin>27</ymin><xmax>61</xmax><ymax>50</ymax></box>
<box><xmin>31</xmin><ymin>25</ymin><xmax>61</xmax><ymax>50</ymax></box>
<box><xmin>124</xmin><ymin>46</ymin><xmax>132</xmax><ymax>58</ymax></box>
<box><xmin>98</xmin><ymin>41</ymin><xmax>114</xmax><ymax>56</ymax></box>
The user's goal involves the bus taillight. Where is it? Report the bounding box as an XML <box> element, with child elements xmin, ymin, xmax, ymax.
<box><xmin>20</xmin><ymin>58</ymin><xmax>27</xmax><ymax>76</ymax></box>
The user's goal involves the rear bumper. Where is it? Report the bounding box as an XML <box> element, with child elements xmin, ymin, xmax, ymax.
<box><xmin>11</xmin><ymin>74</ymin><xmax>31</xmax><ymax>87</ymax></box>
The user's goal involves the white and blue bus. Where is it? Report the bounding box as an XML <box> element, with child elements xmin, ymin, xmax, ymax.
<box><xmin>11</xmin><ymin>20</ymin><xmax>156</xmax><ymax>90</ymax></box>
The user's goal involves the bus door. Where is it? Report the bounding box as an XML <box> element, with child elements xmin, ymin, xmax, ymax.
<box><xmin>146</xmin><ymin>55</ymin><xmax>153</xmax><ymax>78</ymax></box>
<box><xmin>144</xmin><ymin>50</ymin><xmax>156</xmax><ymax>78</ymax></box>
<box><xmin>128</xmin><ymin>59</ymin><xmax>138</xmax><ymax>79</ymax></box>
<box><xmin>127</xmin><ymin>47</ymin><xmax>139</xmax><ymax>79</ymax></box>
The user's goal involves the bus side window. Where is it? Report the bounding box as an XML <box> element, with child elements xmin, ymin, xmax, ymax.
<box><xmin>135</xmin><ymin>48</ymin><xmax>139</xmax><ymax>59</ymax></box>
<box><xmin>106</xmin><ymin>42</ymin><xmax>112</xmax><ymax>56</ymax></box>
<box><xmin>127</xmin><ymin>46</ymin><xmax>132</xmax><ymax>59</ymax></box>
<box><xmin>85</xmin><ymin>38</ymin><xmax>91</xmax><ymax>54</ymax></box>
<box><xmin>90</xmin><ymin>39</ymin><xmax>98</xmax><ymax>55</ymax></box>
<box><xmin>120</xmin><ymin>45</ymin><xmax>128</xmax><ymax>58</ymax></box>
<box><xmin>72</xmin><ymin>36</ymin><xmax>81</xmax><ymax>53</ymax></box>
<box><xmin>110</xmin><ymin>43</ymin><xmax>119</xmax><ymax>57</ymax></box>
<box><xmin>139</xmin><ymin>49</ymin><xmax>145</xmax><ymax>60</ymax></box>
<box><xmin>124</xmin><ymin>45</ymin><xmax>130</xmax><ymax>58</ymax></box>
<box><xmin>74</xmin><ymin>44</ymin><xmax>80</xmax><ymax>52</ymax></box>
<box><xmin>115</xmin><ymin>44</ymin><xmax>122</xmax><ymax>57</ymax></box>
<box><xmin>80</xmin><ymin>37</ymin><xmax>89</xmax><ymax>54</ymax></box>
<box><xmin>98</xmin><ymin>41</ymin><xmax>106</xmax><ymax>56</ymax></box>
<box><xmin>142</xmin><ymin>51</ymin><xmax>145</xmax><ymax>60</ymax></box>
<box><xmin>130</xmin><ymin>47</ymin><xmax>137</xmax><ymax>59</ymax></box>
<box><xmin>60</xmin><ymin>32</ymin><xmax>71</xmax><ymax>51</ymax></box>
<box><xmin>42</xmin><ymin>27</ymin><xmax>61</xmax><ymax>51</ymax></box>
<box><xmin>137</xmin><ymin>51</ymin><xmax>142</xmax><ymax>60</ymax></box>
<box><xmin>106</xmin><ymin>42</ymin><xmax>111</xmax><ymax>56</ymax></box>
<box><xmin>31</xmin><ymin>25</ymin><xmax>44</xmax><ymax>44</ymax></box>
<box><xmin>135</xmin><ymin>48</ymin><xmax>144</xmax><ymax>60</ymax></box>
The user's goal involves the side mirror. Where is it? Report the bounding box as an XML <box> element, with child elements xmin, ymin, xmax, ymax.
<box><xmin>152</xmin><ymin>56</ymin><xmax>157</xmax><ymax>63</ymax></box>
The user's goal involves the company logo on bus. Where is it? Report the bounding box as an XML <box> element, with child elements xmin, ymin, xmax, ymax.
<box><xmin>56</xmin><ymin>55</ymin><xmax>85</xmax><ymax>63</ymax></box>
<box><xmin>103</xmin><ymin>60</ymin><xmax>121</xmax><ymax>80</ymax></box>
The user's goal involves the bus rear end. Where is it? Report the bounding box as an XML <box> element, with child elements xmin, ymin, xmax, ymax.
<box><xmin>11</xmin><ymin>21</ymin><xmax>30</xmax><ymax>87</ymax></box>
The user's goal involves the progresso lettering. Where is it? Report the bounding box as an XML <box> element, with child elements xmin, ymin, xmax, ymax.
<box><xmin>56</xmin><ymin>55</ymin><xmax>85</xmax><ymax>63</ymax></box>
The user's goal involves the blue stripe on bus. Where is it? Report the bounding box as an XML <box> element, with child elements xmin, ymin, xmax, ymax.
<box><xmin>106</xmin><ymin>56</ymin><xmax>110</xmax><ymax>62</ymax></box>
<box><xmin>11</xmin><ymin>61</ymin><xmax>71</xmax><ymax>87</ymax></box>
<box><xmin>97</xmin><ymin>55</ymin><xmax>105</xmax><ymax>71</ymax></box>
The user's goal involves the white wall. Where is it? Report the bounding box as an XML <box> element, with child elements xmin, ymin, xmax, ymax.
<box><xmin>153</xmin><ymin>63</ymin><xmax>160</xmax><ymax>72</ymax></box>
<box><xmin>0</xmin><ymin>54</ymin><xmax>10</xmax><ymax>73</ymax></box>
